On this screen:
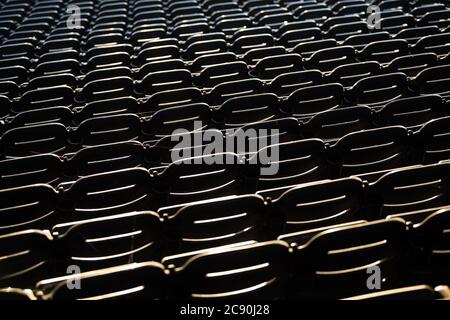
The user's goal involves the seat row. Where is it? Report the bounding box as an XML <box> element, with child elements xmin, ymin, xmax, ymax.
<box><xmin>2</xmin><ymin>90</ymin><xmax>449</xmax><ymax>129</ymax></box>
<box><xmin>2</xmin><ymin>157</ymin><xmax>450</xmax><ymax>236</ymax></box>
<box><xmin>1</xmin><ymin>62</ymin><xmax>450</xmax><ymax>123</ymax></box>
<box><xmin>1</xmin><ymin>212</ymin><xmax>449</xmax><ymax>299</ymax></box>
<box><xmin>3</xmin><ymin>29</ymin><xmax>450</xmax><ymax>91</ymax></box>
<box><xmin>3</xmin><ymin>33</ymin><xmax>450</xmax><ymax>98</ymax></box>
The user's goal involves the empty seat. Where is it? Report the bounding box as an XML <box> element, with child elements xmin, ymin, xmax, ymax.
<box><xmin>414</xmin><ymin>116</ymin><xmax>450</xmax><ymax>163</ymax></box>
<box><xmin>170</xmin><ymin>241</ymin><xmax>291</xmax><ymax>299</ymax></box>
<box><xmin>292</xmin><ymin>219</ymin><xmax>408</xmax><ymax>298</ymax></box>
<box><xmin>165</xmin><ymin>194</ymin><xmax>268</xmax><ymax>252</ymax></box>
<box><xmin>251</xmin><ymin>139</ymin><xmax>328</xmax><ymax>191</ymax></box>
<box><xmin>36</xmin><ymin>262</ymin><xmax>168</xmax><ymax>300</ymax></box>
<box><xmin>411</xmin><ymin>65</ymin><xmax>450</xmax><ymax>98</ymax></box>
<box><xmin>213</xmin><ymin>93</ymin><xmax>281</xmax><ymax>128</ymax></box>
<box><xmin>359</xmin><ymin>39</ymin><xmax>409</xmax><ymax>64</ymax></box>
<box><xmin>346</xmin><ymin>73</ymin><xmax>410</xmax><ymax>109</ymax></box>
<box><xmin>302</xmin><ymin>106</ymin><xmax>374</xmax><ymax>141</ymax></box>
<box><xmin>60</xmin><ymin>168</ymin><xmax>154</xmax><ymax>219</ymax></box>
<box><xmin>284</xmin><ymin>83</ymin><xmax>345</xmax><ymax>119</ymax></box>
<box><xmin>0</xmin><ymin>154</ymin><xmax>63</xmax><ymax>188</ymax></box>
<box><xmin>153</xmin><ymin>153</ymin><xmax>249</xmax><ymax>206</ymax></box>
<box><xmin>268</xmin><ymin>69</ymin><xmax>323</xmax><ymax>96</ymax></box>
<box><xmin>271</xmin><ymin>177</ymin><xmax>366</xmax><ymax>233</ymax></box>
<box><xmin>0</xmin><ymin>230</ymin><xmax>54</xmax><ymax>288</ymax></box>
<box><xmin>329</xmin><ymin>126</ymin><xmax>411</xmax><ymax>176</ymax></box>
<box><xmin>385</xmin><ymin>53</ymin><xmax>438</xmax><ymax>77</ymax></box>
<box><xmin>251</xmin><ymin>54</ymin><xmax>303</xmax><ymax>80</ymax></box>
<box><xmin>196</xmin><ymin>61</ymin><xmax>248</xmax><ymax>88</ymax></box>
<box><xmin>369</xmin><ymin>163</ymin><xmax>450</xmax><ymax>218</ymax></box>
<box><xmin>377</xmin><ymin>95</ymin><xmax>447</xmax><ymax>130</ymax></box>
<box><xmin>304</xmin><ymin>46</ymin><xmax>356</xmax><ymax>72</ymax></box>
<box><xmin>52</xmin><ymin>211</ymin><xmax>163</xmax><ymax>270</ymax></box>
<box><xmin>0</xmin><ymin>184</ymin><xmax>58</xmax><ymax>234</ymax></box>
<box><xmin>1</xmin><ymin>123</ymin><xmax>69</xmax><ymax>157</ymax></box>
<box><xmin>327</xmin><ymin>61</ymin><xmax>381</xmax><ymax>88</ymax></box>
<box><xmin>64</xmin><ymin>141</ymin><xmax>148</xmax><ymax>178</ymax></box>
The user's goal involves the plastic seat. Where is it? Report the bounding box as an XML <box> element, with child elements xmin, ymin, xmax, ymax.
<box><xmin>170</xmin><ymin>241</ymin><xmax>291</xmax><ymax>299</ymax></box>
<box><xmin>272</xmin><ymin>177</ymin><xmax>366</xmax><ymax>233</ymax></box>
<box><xmin>251</xmin><ymin>54</ymin><xmax>303</xmax><ymax>81</ymax></box>
<box><xmin>346</xmin><ymin>73</ymin><xmax>410</xmax><ymax>109</ymax></box>
<box><xmin>213</xmin><ymin>93</ymin><xmax>281</xmax><ymax>128</ymax></box>
<box><xmin>0</xmin><ymin>184</ymin><xmax>58</xmax><ymax>234</ymax></box>
<box><xmin>166</xmin><ymin>195</ymin><xmax>268</xmax><ymax>252</ymax></box>
<box><xmin>1</xmin><ymin>123</ymin><xmax>69</xmax><ymax>157</ymax></box>
<box><xmin>412</xmin><ymin>209</ymin><xmax>450</xmax><ymax>278</ymax></box>
<box><xmin>80</xmin><ymin>76</ymin><xmax>134</xmax><ymax>103</ymax></box>
<box><xmin>231</xmin><ymin>34</ymin><xmax>274</xmax><ymax>54</ymax></box>
<box><xmin>183</xmin><ymin>39</ymin><xmax>228</xmax><ymax>60</ymax></box>
<box><xmin>153</xmin><ymin>153</ymin><xmax>248</xmax><ymax>206</ymax></box>
<box><xmin>293</xmin><ymin>39</ymin><xmax>337</xmax><ymax>58</ymax></box>
<box><xmin>138</xmin><ymin>69</ymin><xmax>192</xmax><ymax>96</ymax></box>
<box><xmin>411</xmin><ymin>33</ymin><xmax>450</xmax><ymax>55</ymax></box>
<box><xmin>0</xmin><ymin>65</ymin><xmax>27</xmax><ymax>84</ymax></box>
<box><xmin>268</xmin><ymin>69</ymin><xmax>322</xmax><ymax>97</ymax></box>
<box><xmin>74</xmin><ymin>97</ymin><xmax>139</xmax><ymax>124</ymax></box>
<box><xmin>342</xmin><ymin>32</ymin><xmax>390</xmax><ymax>51</ymax></box>
<box><xmin>18</xmin><ymin>86</ymin><xmax>74</xmax><ymax>112</ymax></box>
<box><xmin>279</xmin><ymin>27</ymin><xmax>322</xmax><ymax>48</ymax></box>
<box><xmin>190</xmin><ymin>52</ymin><xmax>237</xmax><ymax>73</ymax></box>
<box><xmin>144</xmin><ymin>103</ymin><xmax>212</xmax><ymax>140</ymax></box>
<box><xmin>82</xmin><ymin>66</ymin><xmax>132</xmax><ymax>86</ymax></box>
<box><xmin>418</xmin><ymin>9</ymin><xmax>450</xmax><ymax>29</ymax></box>
<box><xmin>292</xmin><ymin>219</ymin><xmax>408</xmax><ymax>298</ymax></box>
<box><xmin>379</xmin><ymin>14</ymin><xmax>416</xmax><ymax>34</ymax></box>
<box><xmin>28</xmin><ymin>73</ymin><xmax>77</xmax><ymax>90</ymax></box>
<box><xmin>85</xmin><ymin>52</ymin><xmax>131</xmax><ymax>72</ymax></box>
<box><xmin>359</xmin><ymin>39</ymin><xmax>409</xmax><ymax>64</ymax></box>
<box><xmin>414</xmin><ymin>116</ymin><xmax>450</xmax><ymax>164</ymax></box>
<box><xmin>0</xmin><ymin>154</ymin><xmax>63</xmax><ymax>188</ymax></box>
<box><xmin>284</xmin><ymin>83</ymin><xmax>345</xmax><ymax>119</ymax></box>
<box><xmin>242</xmin><ymin>46</ymin><xmax>287</xmax><ymax>66</ymax></box>
<box><xmin>411</xmin><ymin>65</ymin><xmax>450</xmax><ymax>98</ymax></box>
<box><xmin>329</xmin><ymin>126</ymin><xmax>410</xmax><ymax>176</ymax></box>
<box><xmin>369</xmin><ymin>163</ymin><xmax>450</xmax><ymax>217</ymax></box>
<box><xmin>71</xmin><ymin>114</ymin><xmax>141</xmax><ymax>148</ymax></box>
<box><xmin>326</xmin><ymin>21</ymin><xmax>369</xmax><ymax>42</ymax></box>
<box><xmin>5</xmin><ymin>106</ymin><xmax>73</xmax><ymax>128</ymax></box>
<box><xmin>36</xmin><ymin>262</ymin><xmax>167</xmax><ymax>300</ymax></box>
<box><xmin>327</xmin><ymin>61</ymin><xmax>381</xmax><ymax>88</ymax></box>
<box><xmin>0</xmin><ymin>230</ymin><xmax>54</xmax><ymax>288</ymax></box>
<box><xmin>52</xmin><ymin>211</ymin><xmax>163</xmax><ymax>270</ymax></box>
<box><xmin>60</xmin><ymin>168</ymin><xmax>154</xmax><ymax>219</ymax></box>
<box><xmin>251</xmin><ymin>139</ymin><xmax>328</xmax><ymax>191</ymax></box>
<box><xmin>303</xmin><ymin>106</ymin><xmax>374</xmax><ymax>141</ymax></box>
<box><xmin>196</xmin><ymin>61</ymin><xmax>248</xmax><ymax>88</ymax></box>
<box><xmin>395</xmin><ymin>26</ymin><xmax>440</xmax><ymax>45</ymax></box>
<box><xmin>304</xmin><ymin>46</ymin><xmax>356</xmax><ymax>72</ymax></box>
<box><xmin>134</xmin><ymin>45</ymin><xmax>180</xmax><ymax>67</ymax></box>
<box><xmin>385</xmin><ymin>53</ymin><xmax>437</xmax><ymax>77</ymax></box>
<box><xmin>64</xmin><ymin>141</ymin><xmax>148</xmax><ymax>179</ymax></box>
<box><xmin>377</xmin><ymin>95</ymin><xmax>446</xmax><ymax>131</ymax></box>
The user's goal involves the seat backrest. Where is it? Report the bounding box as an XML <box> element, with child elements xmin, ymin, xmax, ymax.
<box><xmin>173</xmin><ymin>241</ymin><xmax>291</xmax><ymax>299</ymax></box>
<box><xmin>295</xmin><ymin>219</ymin><xmax>408</xmax><ymax>298</ymax></box>
<box><xmin>0</xmin><ymin>229</ymin><xmax>53</xmax><ymax>288</ymax></box>
<box><xmin>276</xmin><ymin>167</ymin><xmax>351</xmax><ymax>221</ymax></box>
<box><xmin>167</xmin><ymin>194</ymin><xmax>268</xmax><ymax>252</ymax></box>
<box><xmin>53</xmin><ymin>211</ymin><xmax>163</xmax><ymax>270</ymax></box>
<box><xmin>36</xmin><ymin>262</ymin><xmax>167</xmax><ymax>300</ymax></box>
